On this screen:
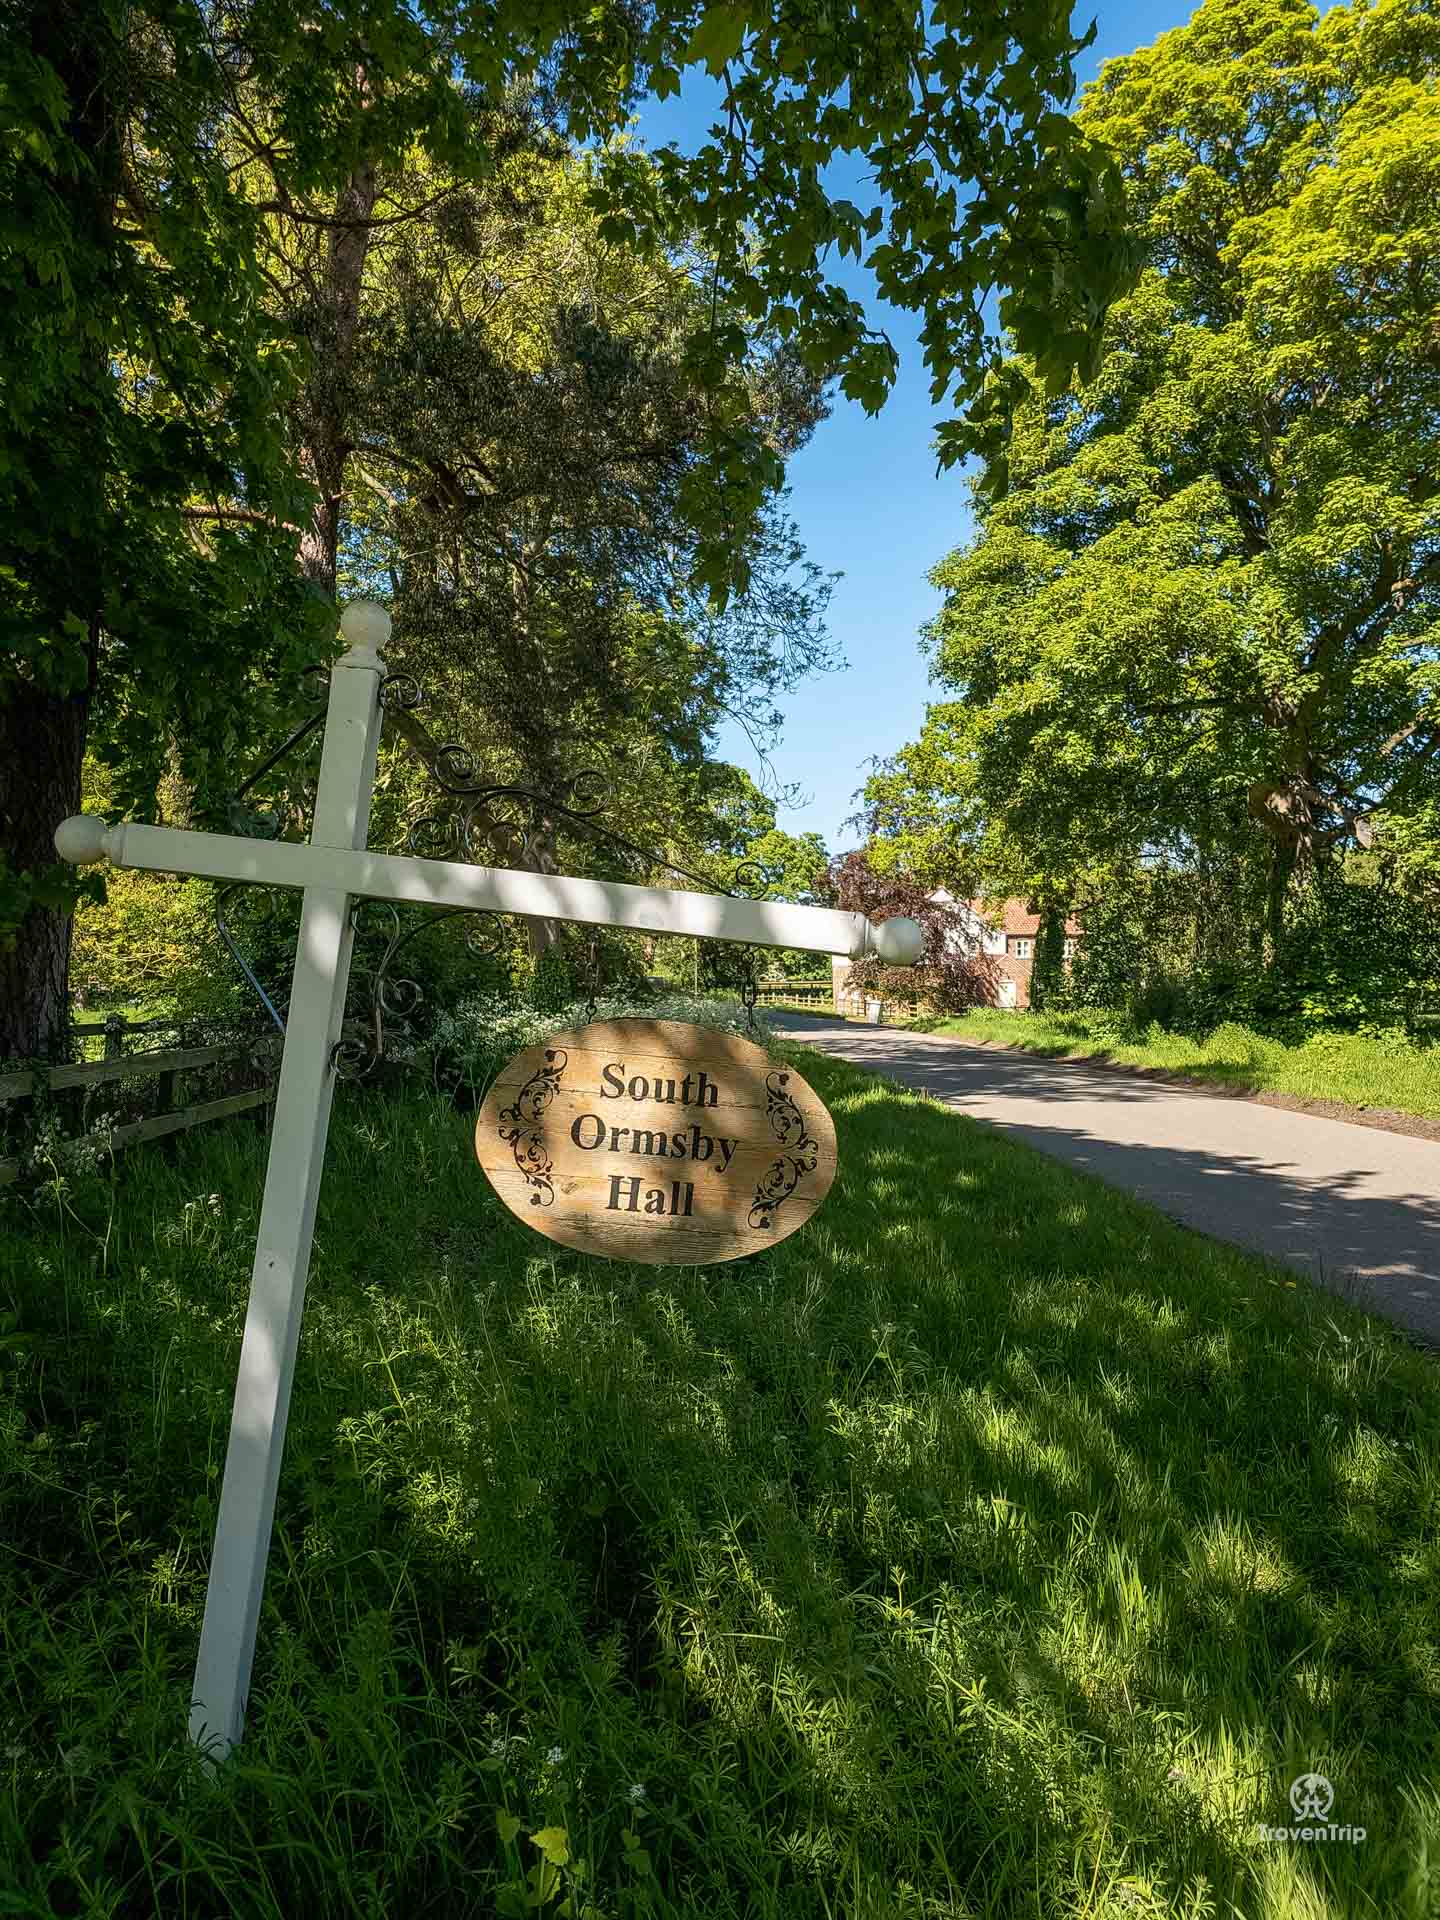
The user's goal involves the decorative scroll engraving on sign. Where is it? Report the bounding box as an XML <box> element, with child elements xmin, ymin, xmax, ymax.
<box><xmin>748</xmin><ymin>1071</ymin><xmax>821</xmax><ymax>1231</ymax></box>
<box><xmin>497</xmin><ymin>1048</ymin><xmax>568</xmax><ymax>1205</ymax></box>
<box><xmin>475</xmin><ymin>1019</ymin><xmax>837</xmax><ymax>1265</ymax></box>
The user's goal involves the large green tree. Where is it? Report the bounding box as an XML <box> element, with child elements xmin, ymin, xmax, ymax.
<box><xmin>867</xmin><ymin>0</ymin><xmax>1440</xmax><ymax>957</ymax></box>
<box><xmin>313</xmin><ymin>136</ymin><xmax>840</xmax><ymax>959</ymax></box>
<box><xmin>1</xmin><ymin>0</ymin><xmax>330</xmax><ymax>1054</ymax></box>
<box><xmin>335</xmin><ymin>140</ymin><xmax>836</xmax><ymax>777</ymax></box>
<box><xmin>3</xmin><ymin>0</ymin><xmax>1137</xmax><ymax>1055</ymax></box>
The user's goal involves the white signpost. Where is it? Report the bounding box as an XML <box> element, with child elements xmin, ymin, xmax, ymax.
<box><xmin>55</xmin><ymin>601</ymin><xmax>922</xmax><ymax>1763</ymax></box>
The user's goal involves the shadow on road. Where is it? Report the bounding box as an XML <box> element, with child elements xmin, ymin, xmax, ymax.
<box><xmin>768</xmin><ymin>1012</ymin><xmax>1440</xmax><ymax>1343</ymax></box>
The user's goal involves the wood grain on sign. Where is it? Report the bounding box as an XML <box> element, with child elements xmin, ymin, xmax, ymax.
<box><xmin>475</xmin><ymin>1019</ymin><xmax>838</xmax><ymax>1265</ymax></box>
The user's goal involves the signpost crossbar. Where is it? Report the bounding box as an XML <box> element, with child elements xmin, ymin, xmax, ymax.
<box><xmin>63</xmin><ymin>820</ymin><xmax>903</xmax><ymax>960</ymax></box>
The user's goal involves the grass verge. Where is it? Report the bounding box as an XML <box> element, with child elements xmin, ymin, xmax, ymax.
<box><xmin>2</xmin><ymin>1046</ymin><xmax>1438</xmax><ymax>1917</ymax></box>
<box><xmin>906</xmin><ymin>1010</ymin><xmax>1440</xmax><ymax>1122</ymax></box>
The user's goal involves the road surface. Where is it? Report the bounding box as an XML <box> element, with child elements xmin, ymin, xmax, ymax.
<box><xmin>767</xmin><ymin>1013</ymin><xmax>1440</xmax><ymax>1344</ymax></box>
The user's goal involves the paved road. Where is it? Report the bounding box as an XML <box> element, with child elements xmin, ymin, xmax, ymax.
<box><xmin>767</xmin><ymin>1013</ymin><xmax>1440</xmax><ymax>1344</ymax></box>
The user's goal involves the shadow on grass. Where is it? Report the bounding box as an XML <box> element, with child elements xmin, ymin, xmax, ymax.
<box><xmin>4</xmin><ymin>1056</ymin><xmax>1440</xmax><ymax>1917</ymax></box>
<box><xmin>326</xmin><ymin>1065</ymin><xmax>1440</xmax><ymax>1913</ymax></box>
<box><xmin>765</xmin><ymin>1016</ymin><xmax>1440</xmax><ymax>1327</ymax></box>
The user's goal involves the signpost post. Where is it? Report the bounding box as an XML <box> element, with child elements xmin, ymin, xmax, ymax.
<box><xmin>54</xmin><ymin>601</ymin><xmax>922</xmax><ymax>1764</ymax></box>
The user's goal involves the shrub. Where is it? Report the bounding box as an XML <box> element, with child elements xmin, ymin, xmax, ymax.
<box><xmin>526</xmin><ymin>944</ymin><xmax>576</xmax><ymax>1014</ymax></box>
<box><xmin>1063</xmin><ymin>863</ymin><xmax>1440</xmax><ymax>1043</ymax></box>
<box><xmin>526</xmin><ymin>928</ymin><xmax>657</xmax><ymax>1015</ymax></box>
<box><xmin>424</xmin><ymin>990</ymin><xmax>752</xmax><ymax>1100</ymax></box>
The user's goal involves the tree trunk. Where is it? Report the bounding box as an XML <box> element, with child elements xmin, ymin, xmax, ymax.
<box><xmin>2</xmin><ymin>1</ymin><xmax>115</xmax><ymax>1060</ymax></box>
<box><xmin>521</xmin><ymin>819</ymin><xmax>561</xmax><ymax>962</ymax></box>
<box><xmin>297</xmin><ymin>145</ymin><xmax>380</xmax><ymax>595</ymax></box>
<box><xmin>0</xmin><ymin>670</ymin><xmax>90</xmax><ymax>1059</ymax></box>
<box><xmin>507</xmin><ymin>555</ymin><xmax>560</xmax><ymax>961</ymax></box>
<box><xmin>299</xmin><ymin>439</ymin><xmax>350</xmax><ymax>596</ymax></box>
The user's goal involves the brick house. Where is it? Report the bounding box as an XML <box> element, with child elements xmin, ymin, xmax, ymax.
<box><xmin>832</xmin><ymin>892</ymin><xmax>1083</xmax><ymax>1014</ymax></box>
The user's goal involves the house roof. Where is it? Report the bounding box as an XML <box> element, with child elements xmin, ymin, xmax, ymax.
<box><xmin>931</xmin><ymin>890</ymin><xmax>1083</xmax><ymax>938</ymax></box>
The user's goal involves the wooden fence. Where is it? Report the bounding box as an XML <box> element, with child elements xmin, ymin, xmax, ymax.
<box><xmin>1</xmin><ymin>1014</ymin><xmax>281</xmax><ymax>1189</ymax></box>
<box><xmin>754</xmin><ymin>977</ymin><xmax>833</xmax><ymax>1009</ymax></box>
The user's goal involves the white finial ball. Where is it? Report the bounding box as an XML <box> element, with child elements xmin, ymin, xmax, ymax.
<box><xmin>872</xmin><ymin>916</ymin><xmax>924</xmax><ymax>966</ymax></box>
<box><xmin>54</xmin><ymin>815</ymin><xmax>111</xmax><ymax>865</ymax></box>
<box><xmin>339</xmin><ymin>600</ymin><xmax>391</xmax><ymax>661</ymax></box>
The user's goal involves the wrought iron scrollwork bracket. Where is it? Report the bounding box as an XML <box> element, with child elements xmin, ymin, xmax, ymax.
<box><xmin>329</xmin><ymin>898</ymin><xmax>507</xmax><ymax>1082</ymax></box>
<box><xmin>379</xmin><ymin>666</ymin><xmax>770</xmax><ymax>905</ymax></box>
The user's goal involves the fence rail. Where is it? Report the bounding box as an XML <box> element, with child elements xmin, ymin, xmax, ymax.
<box><xmin>754</xmin><ymin>978</ymin><xmax>833</xmax><ymax>1008</ymax></box>
<box><xmin>1</xmin><ymin>1016</ymin><xmax>280</xmax><ymax>1188</ymax></box>
<box><xmin>69</xmin><ymin>1012</ymin><xmax>227</xmax><ymax>1062</ymax></box>
<box><xmin>0</xmin><ymin>1042</ymin><xmax>272</xmax><ymax>1104</ymax></box>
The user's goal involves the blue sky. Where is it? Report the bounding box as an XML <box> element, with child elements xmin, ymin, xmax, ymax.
<box><xmin>632</xmin><ymin>0</ymin><xmax>1193</xmax><ymax>853</ymax></box>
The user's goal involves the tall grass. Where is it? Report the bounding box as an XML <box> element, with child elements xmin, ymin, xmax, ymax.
<box><xmin>915</xmin><ymin>1010</ymin><xmax>1440</xmax><ymax>1120</ymax></box>
<box><xmin>2</xmin><ymin>1047</ymin><xmax>1438</xmax><ymax>1916</ymax></box>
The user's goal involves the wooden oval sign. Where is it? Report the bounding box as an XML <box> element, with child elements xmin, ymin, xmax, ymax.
<box><xmin>475</xmin><ymin>1019</ymin><xmax>837</xmax><ymax>1265</ymax></box>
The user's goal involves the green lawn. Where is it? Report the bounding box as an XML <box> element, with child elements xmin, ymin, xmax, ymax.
<box><xmin>3</xmin><ymin>1048</ymin><xmax>1439</xmax><ymax>1917</ymax></box>
<box><xmin>908</xmin><ymin>1010</ymin><xmax>1440</xmax><ymax>1122</ymax></box>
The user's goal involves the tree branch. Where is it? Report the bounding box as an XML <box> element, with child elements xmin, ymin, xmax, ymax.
<box><xmin>248</xmin><ymin>184</ymin><xmax>463</xmax><ymax>230</ymax></box>
<box><xmin>180</xmin><ymin>506</ymin><xmax>304</xmax><ymax>534</ymax></box>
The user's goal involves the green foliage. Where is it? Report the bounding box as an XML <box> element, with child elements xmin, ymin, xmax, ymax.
<box><xmin>1058</xmin><ymin>856</ymin><xmax>1440</xmax><ymax>1042</ymax></box>
<box><xmin>67</xmin><ymin>859</ymin><xmax>519</xmax><ymax>1041</ymax></box>
<box><xmin>593</xmin><ymin>0</ymin><xmax>1142</xmax><ymax>598</ymax></box>
<box><xmin>8</xmin><ymin>0</ymin><xmax>1137</xmax><ymax>746</ymax></box>
<box><xmin>1060</xmin><ymin>889</ymin><xmax>1148</xmax><ymax>1019</ymax></box>
<box><xmin>427</xmin><ymin>988</ymin><xmax>748</xmax><ymax>1098</ymax></box>
<box><xmin>526</xmin><ymin>944</ymin><xmax>577</xmax><ymax>1016</ymax></box>
<box><xmin>521</xmin><ymin>930</ymin><xmax>657</xmax><ymax>1020</ymax></box>
<box><xmin>926</xmin><ymin>1005</ymin><xmax>1440</xmax><ymax>1120</ymax></box>
<box><xmin>3</xmin><ymin>1058</ymin><xmax>1439</xmax><ymax>1912</ymax></box>
<box><xmin>1028</xmin><ymin>907</ymin><xmax>1067</xmax><ymax>1014</ymax></box>
<box><xmin>68</xmin><ymin>866</ymin><xmax>236</xmax><ymax>1017</ymax></box>
<box><xmin>733</xmin><ymin>826</ymin><xmax>834</xmax><ymax>977</ymax></box>
<box><xmin>1264</xmin><ymin>871</ymin><xmax>1440</xmax><ymax>1036</ymax></box>
<box><xmin>1058</xmin><ymin>857</ymin><xmax>1270</xmax><ymax>1030</ymax></box>
<box><xmin>1</xmin><ymin>0</ymin><xmax>332</xmax><ymax>816</ymax></box>
<box><xmin>7</xmin><ymin>0</ymin><xmax>1144</xmax><ymax>1047</ymax></box>
<box><xmin>0</xmin><ymin>854</ymin><xmax>103</xmax><ymax>953</ymax></box>
<box><xmin>1372</xmin><ymin>800</ymin><xmax>1440</xmax><ymax>907</ymax></box>
<box><xmin>740</xmin><ymin>828</ymin><xmax>832</xmax><ymax>906</ymax></box>
<box><xmin>865</xmin><ymin>0</ymin><xmax>1440</xmax><ymax>972</ymax></box>
<box><xmin>335</xmin><ymin>134</ymin><xmax>843</xmax><ymax>887</ymax></box>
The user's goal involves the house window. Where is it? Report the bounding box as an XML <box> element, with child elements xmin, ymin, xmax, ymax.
<box><xmin>1008</xmin><ymin>936</ymin><xmax>1033</xmax><ymax>958</ymax></box>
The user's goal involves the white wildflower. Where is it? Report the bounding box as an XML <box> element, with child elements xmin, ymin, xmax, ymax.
<box><xmin>547</xmin><ymin>1746</ymin><xmax>565</xmax><ymax>1767</ymax></box>
<box><xmin>628</xmin><ymin>1782</ymin><xmax>647</xmax><ymax>1803</ymax></box>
